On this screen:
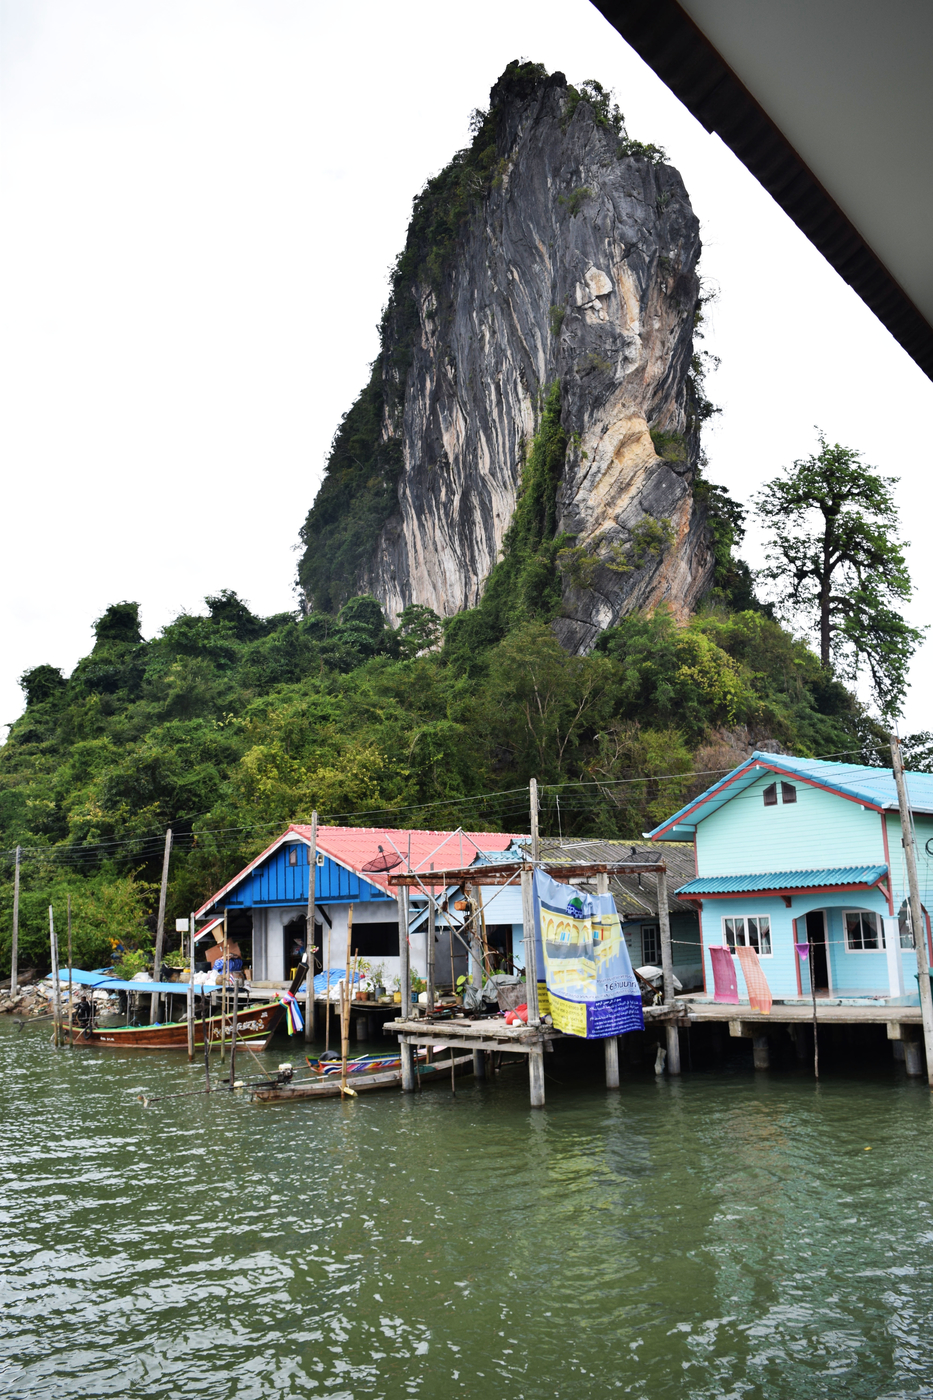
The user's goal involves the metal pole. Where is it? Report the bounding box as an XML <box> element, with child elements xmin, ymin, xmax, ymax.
<box><xmin>150</xmin><ymin>828</ymin><xmax>173</xmax><ymax>1024</ymax></box>
<box><xmin>304</xmin><ymin>811</ymin><xmax>318</xmax><ymax>1042</ymax></box>
<box><xmin>521</xmin><ymin>868</ymin><xmax>540</xmax><ymax>1026</ymax></box>
<box><xmin>219</xmin><ymin>908</ymin><xmax>228</xmax><ymax>1065</ymax></box>
<box><xmin>426</xmin><ymin>863</ymin><xmax>436</xmax><ymax>1012</ymax></box>
<box><xmin>530</xmin><ymin>779</ymin><xmax>540</xmax><ymax>861</ymax></box>
<box><xmin>399</xmin><ymin>884</ymin><xmax>411</xmax><ymax>1010</ymax></box>
<box><xmin>228</xmin><ymin>981</ymin><xmax>239</xmax><ymax>1087</ymax></box>
<box><xmin>11</xmin><ymin>846</ymin><xmax>20</xmax><ymax>999</ymax></box>
<box><xmin>49</xmin><ymin>906</ymin><xmax>61</xmax><ymax>1047</ymax></box>
<box><xmin>890</xmin><ymin>734</ymin><xmax>933</xmax><ymax>1086</ymax></box>
<box><xmin>187</xmin><ymin>914</ymin><xmax>195</xmax><ymax>1061</ymax></box>
<box><xmin>657</xmin><ymin>866</ymin><xmax>681</xmax><ymax>1074</ymax></box>
<box><xmin>341</xmin><ymin>906</ymin><xmax>353</xmax><ymax>1094</ymax></box>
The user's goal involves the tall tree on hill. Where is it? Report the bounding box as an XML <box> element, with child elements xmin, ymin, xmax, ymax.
<box><xmin>754</xmin><ymin>433</ymin><xmax>923</xmax><ymax>719</ymax></box>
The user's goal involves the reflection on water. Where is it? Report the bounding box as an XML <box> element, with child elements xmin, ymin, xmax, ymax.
<box><xmin>1</xmin><ymin>1020</ymin><xmax>932</xmax><ymax>1398</ymax></box>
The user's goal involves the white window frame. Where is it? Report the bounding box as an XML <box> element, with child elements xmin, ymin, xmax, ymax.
<box><xmin>843</xmin><ymin>909</ymin><xmax>884</xmax><ymax>953</ymax></box>
<box><xmin>722</xmin><ymin>915</ymin><xmax>773</xmax><ymax>957</ymax></box>
<box><xmin>641</xmin><ymin>923</ymin><xmax>661</xmax><ymax>964</ymax></box>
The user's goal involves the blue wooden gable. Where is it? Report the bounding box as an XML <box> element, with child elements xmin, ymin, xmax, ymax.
<box><xmin>220</xmin><ymin>841</ymin><xmax>391</xmax><ymax>909</ymax></box>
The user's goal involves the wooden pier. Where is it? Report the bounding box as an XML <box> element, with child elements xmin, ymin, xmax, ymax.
<box><xmin>389</xmin><ymin>1014</ymin><xmax>564</xmax><ymax>1105</ymax></box>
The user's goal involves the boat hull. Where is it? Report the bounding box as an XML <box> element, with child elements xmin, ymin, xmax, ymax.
<box><xmin>250</xmin><ymin>1052</ymin><xmax>473</xmax><ymax>1102</ymax></box>
<box><xmin>64</xmin><ymin>1001</ymin><xmax>286</xmax><ymax>1050</ymax></box>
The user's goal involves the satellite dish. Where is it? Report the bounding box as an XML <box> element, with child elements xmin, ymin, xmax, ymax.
<box><xmin>361</xmin><ymin>844</ymin><xmax>402</xmax><ymax>873</ymax></box>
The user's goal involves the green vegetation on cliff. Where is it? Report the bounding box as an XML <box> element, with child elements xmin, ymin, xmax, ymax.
<box><xmin>0</xmin><ymin>565</ymin><xmax>893</xmax><ymax>974</ymax></box>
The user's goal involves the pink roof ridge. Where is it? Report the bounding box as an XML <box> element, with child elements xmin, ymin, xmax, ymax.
<box><xmin>195</xmin><ymin>822</ymin><xmax>528</xmax><ymax>915</ymax></box>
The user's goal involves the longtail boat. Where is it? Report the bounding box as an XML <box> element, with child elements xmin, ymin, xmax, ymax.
<box><xmin>249</xmin><ymin>1050</ymin><xmax>473</xmax><ymax>1102</ymax></box>
<box><xmin>66</xmin><ymin>998</ymin><xmax>286</xmax><ymax>1050</ymax></box>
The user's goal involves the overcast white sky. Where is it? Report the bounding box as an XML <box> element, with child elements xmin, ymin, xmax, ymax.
<box><xmin>2</xmin><ymin>0</ymin><xmax>932</xmax><ymax>739</ymax></box>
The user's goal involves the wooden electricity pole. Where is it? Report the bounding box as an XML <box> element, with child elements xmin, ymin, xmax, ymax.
<box><xmin>150</xmin><ymin>828</ymin><xmax>173</xmax><ymax>1024</ymax></box>
<box><xmin>890</xmin><ymin>735</ymin><xmax>933</xmax><ymax>1086</ymax></box>
<box><xmin>304</xmin><ymin>810</ymin><xmax>318</xmax><ymax>1043</ymax></box>
<box><xmin>657</xmin><ymin>865</ymin><xmax>681</xmax><ymax>1075</ymax></box>
<box><xmin>530</xmin><ymin>778</ymin><xmax>540</xmax><ymax>861</ymax></box>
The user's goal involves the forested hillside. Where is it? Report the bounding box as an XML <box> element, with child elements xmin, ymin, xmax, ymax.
<box><xmin>0</xmin><ymin>568</ymin><xmax>889</xmax><ymax>972</ymax></box>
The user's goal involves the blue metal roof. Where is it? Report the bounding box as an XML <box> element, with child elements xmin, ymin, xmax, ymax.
<box><xmin>647</xmin><ymin>751</ymin><xmax>933</xmax><ymax>841</ymax></box>
<box><xmin>677</xmin><ymin>865</ymin><xmax>888</xmax><ymax>895</ymax></box>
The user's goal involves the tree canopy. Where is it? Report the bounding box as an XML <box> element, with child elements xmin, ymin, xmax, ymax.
<box><xmin>754</xmin><ymin>432</ymin><xmax>924</xmax><ymax>718</ymax></box>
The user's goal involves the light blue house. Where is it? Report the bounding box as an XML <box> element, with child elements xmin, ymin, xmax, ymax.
<box><xmin>647</xmin><ymin>753</ymin><xmax>932</xmax><ymax>1003</ymax></box>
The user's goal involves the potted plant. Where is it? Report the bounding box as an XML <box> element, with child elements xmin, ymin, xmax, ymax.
<box><xmin>370</xmin><ymin>963</ymin><xmax>387</xmax><ymax>999</ymax></box>
<box><xmin>355</xmin><ymin>959</ymin><xmax>372</xmax><ymax>1000</ymax></box>
<box><xmin>391</xmin><ymin>975</ymin><xmax>402</xmax><ymax>1004</ymax></box>
<box><xmin>410</xmin><ymin>973</ymin><xmax>426</xmax><ymax>1005</ymax></box>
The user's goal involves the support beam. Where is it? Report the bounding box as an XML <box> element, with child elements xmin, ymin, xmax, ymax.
<box><xmin>473</xmin><ymin>1050</ymin><xmax>486</xmax><ymax>1080</ymax></box>
<box><xmin>604</xmin><ymin>1037</ymin><xmax>620</xmax><ymax>1089</ymax></box>
<box><xmin>528</xmin><ymin>1047</ymin><xmax>545</xmax><ymax>1107</ymax></box>
<box><xmin>905</xmin><ymin>1039</ymin><xmax>924</xmax><ymax>1076</ymax></box>
<box><xmin>752</xmin><ymin>1034</ymin><xmax>770</xmax><ymax>1070</ymax></box>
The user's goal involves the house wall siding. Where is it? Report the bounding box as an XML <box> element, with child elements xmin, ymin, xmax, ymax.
<box><xmin>696</xmin><ymin>772</ymin><xmax>885</xmax><ymax>875</ymax></box>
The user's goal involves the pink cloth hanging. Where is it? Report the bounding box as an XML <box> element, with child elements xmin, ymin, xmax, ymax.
<box><xmin>710</xmin><ymin>946</ymin><xmax>739</xmax><ymax>1003</ymax></box>
<box><xmin>736</xmin><ymin>945</ymin><xmax>773</xmax><ymax>1015</ymax></box>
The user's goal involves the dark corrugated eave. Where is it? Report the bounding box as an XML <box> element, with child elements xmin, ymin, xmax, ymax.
<box><xmin>589</xmin><ymin>0</ymin><xmax>933</xmax><ymax>383</ymax></box>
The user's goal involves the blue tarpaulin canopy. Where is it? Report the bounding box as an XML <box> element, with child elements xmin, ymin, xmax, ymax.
<box><xmin>46</xmin><ymin>969</ymin><xmax>221</xmax><ymax>995</ymax></box>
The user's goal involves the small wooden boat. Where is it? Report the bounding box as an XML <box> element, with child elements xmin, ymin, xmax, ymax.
<box><xmin>65</xmin><ymin>999</ymin><xmax>285</xmax><ymax>1050</ymax></box>
<box><xmin>249</xmin><ymin>1051</ymin><xmax>473</xmax><ymax>1102</ymax></box>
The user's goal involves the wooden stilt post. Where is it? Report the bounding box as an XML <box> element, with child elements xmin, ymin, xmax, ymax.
<box><xmin>67</xmin><ymin>894</ymin><xmax>73</xmax><ymax>1048</ymax></box>
<box><xmin>10</xmin><ymin>846</ymin><xmax>20</xmax><ymax>1000</ymax></box>
<box><xmin>891</xmin><ymin>734</ymin><xmax>933</xmax><ymax>1086</ymax></box>
<box><xmin>657</xmin><ymin>865</ymin><xmax>681</xmax><ymax>1074</ymax></box>
<box><xmin>399</xmin><ymin>885</ymin><xmax>415</xmax><ymax>1092</ymax></box>
<box><xmin>808</xmin><ymin>941</ymin><xmax>820</xmax><ymax>1078</ymax></box>
<box><xmin>187</xmin><ymin>914</ymin><xmax>195</xmax><ymax>1061</ymax></box>
<box><xmin>49</xmin><ymin>906</ymin><xmax>61</xmax><ymax>1047</ymax></box>
<box><xmin>219</xmin><ymin>909</ymin><xmax>228</xmax><ymax>1065</ymax></box>
<box><xmin>324</xmin><ymin>910</ymin><xmax>332</xmax><ymax>1055</ymax></box>
<box><xmin>150</xmin><ymin>828</ymin><xmax>173</xmax><ymax>1024</ymax></box>
<box><xmin>528</xmin><ymin>1047</ymin><xmax>545</xmax><ymax>1107</ymax></box>
<box><xmin>304</xmin><ymin>811</ymin><xmax>317</xmax><ymax>1043</ymax></box>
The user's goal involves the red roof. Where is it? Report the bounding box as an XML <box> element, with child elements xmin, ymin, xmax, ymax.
<box><xmin>195</xmin><ymin>824</ymin><xmax>525</xmax><ymax>915</ymax></box>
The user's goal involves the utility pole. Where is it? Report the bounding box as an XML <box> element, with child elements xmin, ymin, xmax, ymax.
<box><xmin>530</xmin><ymin>778</ymin><xmax>540</xmax><ymax>861</ymax></box>
<box><xmin>150</xmin><ymin>828</ymin><xmax>173</xmax><ymax>1024</ymax></box>
<box><xmin>49</xmin><ymin>906</ymin><xmax>61</xmax><ymax>1047</ymax></box>
<box><xmin>10</xmin><ymin>846</ymin><xmax>21</xmax><ymax>999</ymax></box>
<box><xmin>304</xmin><ymin>811</ymin><xmax>318</xmax><ymax>1043</ymax></box>
<box><xmin>890</xmin><ymin>735</ymin><xmax>933</xmax><ymax>1086</ymax></box>
<box><xmin>426</xmin><ymin>862</ymin><xmax>436</xmax><ymax>1013</ymax></box>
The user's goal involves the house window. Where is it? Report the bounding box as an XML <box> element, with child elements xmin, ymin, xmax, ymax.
<box><xmin>641</xmin><ymin>924</ymin><xmax>661</xmax><ymax>964</ymax></box>
<box><xmin>288</xmin><ymin>846</ymin><xmax>298</xmax><ymax>867</ymax></box>
<box><xmin>723</xmin><ymin>915</ymin><xmax>772</xmax><ymax>956</ymax></box>
<box><xmin>781</xmin><ymin>782</ymin><xmax>797</xmax><ymax>804</ymax></box>
<box><xmin>763</xmin><ymin>783</ymin><xmax>778</xmax><ymax>807</ymax></box>
<box><xmin>844</xmin><ymin>910</ymin><xmax>883</xmax><ymax>951</ymax></box>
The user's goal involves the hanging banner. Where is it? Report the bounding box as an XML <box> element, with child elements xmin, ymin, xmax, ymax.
<box><xmin>533</xmin><ymin>870</ymin><xmax>644</xmax><ymax>1039</ymax></box>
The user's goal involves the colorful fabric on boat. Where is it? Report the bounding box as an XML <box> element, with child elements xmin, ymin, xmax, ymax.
<box><xmin>533</xmin><ymin>870</ymin><xmax>643</xmax><ymax>1039</ymax></box>
<box><xmin>709</xmin><ymin>946</ymin><xmax>739</xmax><ymax>1003</ymax></box>
<box><xmin>735</xmin><ymin>945</ymin><xmax>773</xmax><ymax>1015</ymax></box>
<box><xmin>281</xmin><ymin>991</ymin><xmax>304</xmax><ymax>1035</ymax></box>
<box><xmin>794</xmin><ymin>942</ymin><xmax>810</xmax><ymax>964</ymax></box>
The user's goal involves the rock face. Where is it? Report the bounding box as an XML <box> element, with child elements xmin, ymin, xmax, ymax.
<box><xmin>299</xmin><ymin>63</ymin><xmax>715</xmax><ymax>648</ymax></box>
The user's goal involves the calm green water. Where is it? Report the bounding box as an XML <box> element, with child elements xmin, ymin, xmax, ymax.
<box><xmin>2</xmin><ymin>1021</ymin><xmax>933</xmax><ymax>1399</ymax></box>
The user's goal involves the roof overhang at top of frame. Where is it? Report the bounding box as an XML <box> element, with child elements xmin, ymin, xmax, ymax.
<box><xmin>677</xmin><ymin>865</ymin><xmax>889</xmax><ymax>897</ymax></box>
<box><xmin>591</xmin><ymin>0</ymin><xmax>933</xmax><ymax>381</ymax></box>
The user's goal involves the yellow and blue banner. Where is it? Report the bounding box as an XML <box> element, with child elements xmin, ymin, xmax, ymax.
<box><xmin>533</xmin><ymin>870</ymin><xmax>643</xmax><ymax>1039</ymax></box>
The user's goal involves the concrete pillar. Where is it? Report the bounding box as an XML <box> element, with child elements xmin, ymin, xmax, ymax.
<box><xmin>905</xmin><ymin>1038</ymin><xmax>924</xmax><ymax>1076</ymax></box>
<box><xmin>528</xmin><ymin>1048</ymin><xmax>545</xmax><ymax>1107</ymax></box>
<box><xmin>473</xmin><ymin>1050</ymin><xmax>486</xmax><ymax>1080</ymax></box>
<box><xmin>753</xmin><ymin>1034</ymin><xmax>770</xmax><ymax>1069</ymax></box>
<box><xmin>400</xmin><ymin>1039</ymin><xmax>415</xmax><ymax>1092</ymax></box>
<box><xmin>793</xmin><ymin>1025</ymin><xmax>807</xmax><ymax>1061</ymax></box>
<box><xmin>666</xmin><ymin>1023</ymin><xmax>682</xmax><ymax>1074</ymax></box>
<box><xmin>604</xmin><ymin>1036</ymin><xmax>620</xmax><ymax>1088</ymax></box>
<box><xmin>892</xmin><ymin>1039</ymin><xmax>905</xmax><ymax>1061</ymax></box>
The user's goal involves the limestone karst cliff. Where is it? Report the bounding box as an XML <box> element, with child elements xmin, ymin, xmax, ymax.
<box><xmin>298</xmin><ymin>60</ymin><xmax>716</xmax><ymax>651</ymax></box>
